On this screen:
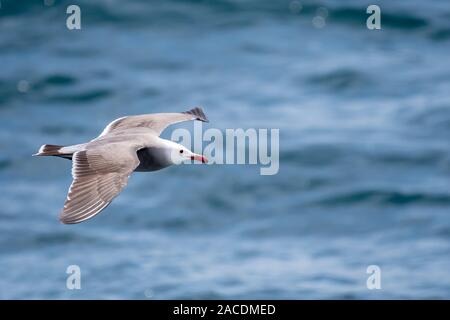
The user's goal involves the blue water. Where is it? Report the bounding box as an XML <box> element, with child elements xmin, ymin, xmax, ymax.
<box><xmin>1</xmin><ymin>0</ymin><xmax>450</xmax><ymax>299</ymax></box>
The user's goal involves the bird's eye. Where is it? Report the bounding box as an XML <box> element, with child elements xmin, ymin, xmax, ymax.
<box><xmin>179</xmin><ymin>150</ymin><xmax>184</xmax><ymax>154</ymax></box>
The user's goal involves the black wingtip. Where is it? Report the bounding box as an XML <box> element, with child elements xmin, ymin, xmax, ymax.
<box><xmin>184</xmin><ymin>107</ymin><xmax>209</xmax><ymax>123</ymax></box>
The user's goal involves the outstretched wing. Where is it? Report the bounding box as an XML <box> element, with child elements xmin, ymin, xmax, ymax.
<box><xmin>60</xmin><ymin>145</ymin><xmax>140</xmax><ymax>224</ymax></box>
<box><xmin>99</xmin><ymin>107</ymin><xmax>208</xmax><ymax>137</ymax></box>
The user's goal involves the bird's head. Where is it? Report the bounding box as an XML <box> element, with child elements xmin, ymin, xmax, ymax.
<box><xmin>168</xmin><ymin>142</ymin><xmax>208</xmax><ymax>165</ymax></box>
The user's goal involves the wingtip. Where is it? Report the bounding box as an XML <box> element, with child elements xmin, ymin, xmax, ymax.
<box><xmin>59</xmin><ymin>213</ymin><xmax>69</xmax><ymax>224</ymax></box>
<box><xmin>33</xmin><ymin>145</ymin><xmax>44</xmax><ymax>157</ymax></box>
<box><xmin>32</xmin><ymin>152</ymin><xmax>44</xmax><ymax>157</ymax></box>
<box><xmin>59</xmin><ymin>210</ymin><xmax>76</xmax><ymax>225</ymax></box>
<box><xmin>59</xmin><ymin>215</ymin><xmax>76</xmax><ymax>225</ymax></box>
<box><xmin>185</xmin><ymin>106</ymin><xmax>209</xmax><ymax>123</ymax></box>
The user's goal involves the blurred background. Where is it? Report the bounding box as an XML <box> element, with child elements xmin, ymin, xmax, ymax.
<box><xmin>0</xmin><ymin>0</ymin><xmax>449</xmax><ymax>299</ymax></box>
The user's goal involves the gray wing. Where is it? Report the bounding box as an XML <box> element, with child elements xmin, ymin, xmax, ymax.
<box><xmin>60</xmin><ymin>145</ymin><xmax>140</xmax><ymax>224</ymax></box>
<box><xmin>99</xmin><ymin>107</ymin><xmax>208</xmax><ymax>137</ymax></box>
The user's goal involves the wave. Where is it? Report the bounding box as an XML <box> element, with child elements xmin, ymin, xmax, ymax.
<box><xmin>34</xmin><ymin>74</ymin><xmax>78</xmax><ymax>89</ymax></box>
<box><xmin>0</xmin><ymin>231</ymin><xmax>103</xmax><ymax>253</ymax></box>
<box><xmin>429</xmin><ymin>28</ymin><xmax>450</xmax><ymax>41</ymax></box>
<box><xmin>402</xmin><ymin>105</ymin><xmax>450</xmax><ymax>133</ymax></box>
<box><xmin>0</xmin><ymin>0</ymin><xmax>440</xmax><ymax>35</ymax></box>
<box><xmin>306</xmin><ymin>69</ymin><xmax>371</xmax><ymax>92</ymax></box>
<box><xmin>46</xmin><ymin>88</ymin><xmax>112</xmax><ymax>104</ymax></box>
<box><xmin>330</xmin><ymin>6</ymin><xmax>428</xmax><ymax>30</ymax></box>
<box><xmin>313</xmin><ymin>190</ymin><xmax>450</xmax><ymax>206</ymax></box>
<box><xmin>0</xmin><ymin>159</ymin><xmax>12</xmax><ymax>171</ymax></box>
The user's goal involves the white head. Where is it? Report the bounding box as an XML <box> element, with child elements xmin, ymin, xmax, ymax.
<box><xmin>163</xmin><ymin>140</ymin><xmax>208</xmax><ymax>165</ymax></box>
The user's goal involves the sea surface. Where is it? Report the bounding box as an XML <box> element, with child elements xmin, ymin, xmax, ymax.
<box><xmin>0</xmin><ymin>0</ymin><xmax>449</xmax><ymax>299</ymax></box>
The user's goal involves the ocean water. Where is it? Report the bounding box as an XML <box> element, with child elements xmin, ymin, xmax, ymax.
<box><xmin>0</xmin><ymin>0</ymin><xmax>449</xmax><ymax>299</ymax></box>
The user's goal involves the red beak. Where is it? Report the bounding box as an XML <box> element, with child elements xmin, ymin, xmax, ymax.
<box><xmin>190</xmin><ymin>154</ymin><xmax>208</xmax><ymax>163</ymax></box>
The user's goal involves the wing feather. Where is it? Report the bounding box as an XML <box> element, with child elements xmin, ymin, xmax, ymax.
<box><xmin>60</xmin><ymin>146</ymin><xmax>140</xmax><ymax>224</ymax></box>
<box><xmin>98</xmin><ymin>107</ymin><xmax>208</xmax><ymax>137</ymax></box>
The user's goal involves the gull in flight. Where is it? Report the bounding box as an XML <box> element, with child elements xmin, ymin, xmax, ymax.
<box><xmin>34</xmin><ymin>107</ymin><xmax>209</xmax><ymax>224</ymax></box>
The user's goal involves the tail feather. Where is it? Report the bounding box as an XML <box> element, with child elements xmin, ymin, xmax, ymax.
<box><xmin>34</xmin><ymin>144</ymin><xmax>65</xmax><ymax>157</ymax></box>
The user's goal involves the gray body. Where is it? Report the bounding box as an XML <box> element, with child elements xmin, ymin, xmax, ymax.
<box><xmin>35</xmin><ymin>107</ymin><xmax>208</xmax><ymax>224</ymax></box>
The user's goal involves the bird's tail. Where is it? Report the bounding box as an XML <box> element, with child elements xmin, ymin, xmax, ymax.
<box><xmin>33</xmin><ymin>143</ymin><xmax>86</xmax><ymax>159</ymax></box>
<box><xmin>33</xmin><ymin>144</ymin><xmax>70</xmax><ymax>158</ymax></box>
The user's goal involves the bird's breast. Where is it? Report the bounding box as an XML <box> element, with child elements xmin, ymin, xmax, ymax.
<box><xmin>134</xmin><ymin>147</ymin><xmax>171</xmax><ymax>172</ymax></box>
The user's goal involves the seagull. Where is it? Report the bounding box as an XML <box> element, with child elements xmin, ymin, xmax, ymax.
<box><xmin>34</xmin><ymin>107</ymin><xmax>209</xmax><ymax>224</ymax></box>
